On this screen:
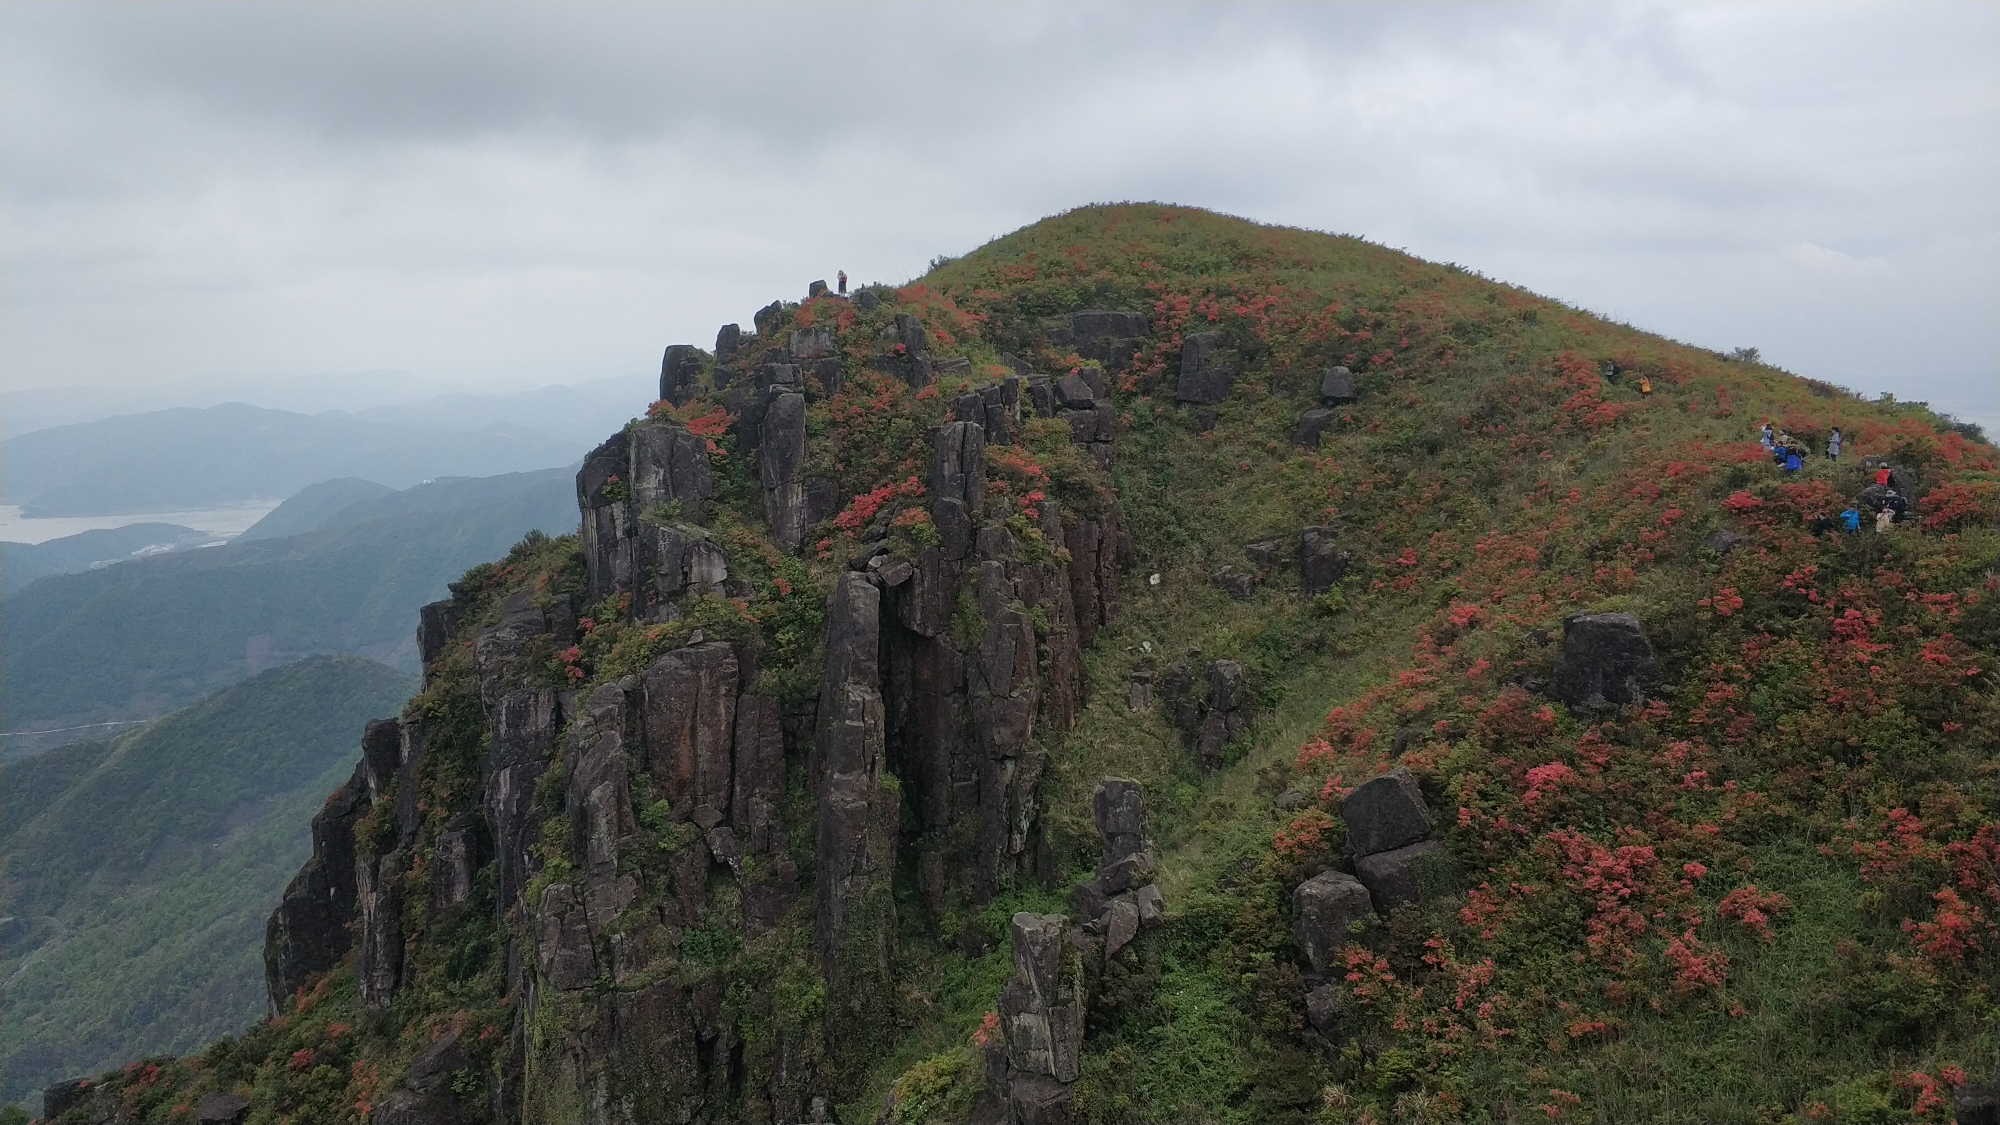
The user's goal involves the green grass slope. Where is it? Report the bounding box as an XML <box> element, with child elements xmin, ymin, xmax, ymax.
<box><xmin>0</xmin><ymin>655</ymin><xmax>415</xmax><ymax>1105</ymax></box>
<box><xmin>37</xmin><ymin>204</ymin><xmax>1994</xmax><ymax>1125</ymax></box>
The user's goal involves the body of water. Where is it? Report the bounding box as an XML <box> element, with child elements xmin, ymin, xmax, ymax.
<box><xmin>0</xmin><ymin>502</ymin><xmax>283</xmax><ymax>545</ymax></box>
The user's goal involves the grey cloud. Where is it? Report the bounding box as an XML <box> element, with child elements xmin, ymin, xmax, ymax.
<box><xmin>2</xmin><ymin>2</ymin><xmax>1994</xmax><ymax>431</ymax></box>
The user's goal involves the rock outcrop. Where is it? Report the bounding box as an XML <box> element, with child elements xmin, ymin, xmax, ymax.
<box><xmin>660</xmin><ymin>345</ymin><xmax>706</xmax><ymax>405</ymax></box>
<box><xmin>1549</xmin><ymin>611</ymin><xmax>1659</xmax><ymax>708</ymax></box>
<box><xmin>236</xmin><ymin>292</ymin><xmax>1137</xmax><ymax>1125</ymax></box>
<box><xmin>1319</xmin><ymin>366</ymin><xmax>1357</xmax><ymax>406</ymax></box>
<box><xmin>1159</xmin><ymin>656</ymin><xmax>1250</xmax><ymax>772</ymax></box>
<box><xmin>1175</xmin><ymin>331</ymin><xmax>1237</xmax><ymax>405</ymax></box>
<box><xmin>1292</xmin><ymin>870</ymin><xmax>1373</xmax><ymax>974</ymax></box>
<box><xmin>1299</xmin><ymin>526</ymin><xmax>1349</xmax><ymax>596</ymax></box>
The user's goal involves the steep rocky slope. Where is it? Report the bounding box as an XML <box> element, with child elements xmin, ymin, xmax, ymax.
<box><xmin>35</xmin><ymin>205</ymin><xmax>1996</xmax><ymax>1125</ymax></box>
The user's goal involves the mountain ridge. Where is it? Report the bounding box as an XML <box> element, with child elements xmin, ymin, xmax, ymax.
<box><xmin>30</xmin><ymin>203</ymin><xmax>1997</xmax><ymax>1125</ymax></box>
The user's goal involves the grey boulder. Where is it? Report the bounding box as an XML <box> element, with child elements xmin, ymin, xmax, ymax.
<box><xmin>1339</xmin><ymin>767</ymin><xmax>1431</xmax><ymax>859</ymax></box>
<box><xmin>1549</xmin><ymin>612</ymin><xmax>1659</xmax><ymax>709</ymax></box>
<box><xmin>1354</xmin><ymin>839</ymin><xmax>1456</xmax><ymax>913</ymax></box>
<box><xmin>1292</xmin><ymin>869</ymin><xmax>1374</xmax><ymax>974</ymax></box>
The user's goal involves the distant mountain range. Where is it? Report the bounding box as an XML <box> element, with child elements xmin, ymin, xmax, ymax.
<box><xmin>0</xmin><ymin>524</ymin><xmax>217</xmax><ymax>598</ymax></box>
<box><xmin>0</xmin><ymin>403</ymin><xmax>584</xmax><ymax>517</ymax></box>
<box><xmin>0</xmin><ymin>371</ymin><xmax>652</xmax><ymax>440</ymax></box>
<box><xmin>1</xmin><ymin>465</ymin><xmax>575</xmax><ymax>747</ymax></box>
<box><xmin>1</xmin><ymin>374</ymin><xmax>650</xmax><ymax>518</ymax></box>
<box><xmin>0</xmin><ymin>655</ymin><xmax>415</xmax><ymax>1105</ymax></box>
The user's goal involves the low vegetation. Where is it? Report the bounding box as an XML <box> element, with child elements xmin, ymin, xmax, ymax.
<box><xmin>32</xmin><ymin>205</ymin><xmax>1993</xmax><ymax>1124</ymax></box>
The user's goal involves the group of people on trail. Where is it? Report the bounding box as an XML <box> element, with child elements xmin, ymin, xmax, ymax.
<box><xmin>1602</xmin><ymin>360</ymin><xmax>1653</xmax><ymax>396</ymax></box>
<box><xmin>1759</xmin><ymin>421</ymin><xmax>1911</xmax><ymax>535</ymax></box>
<box><xmin>1758</xmin><ymin>421</ymin><xmax>1843</xmax><ymax>474</ymax></box>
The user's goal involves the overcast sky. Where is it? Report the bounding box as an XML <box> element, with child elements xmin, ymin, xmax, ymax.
<box><xmin>4</xmin><ymin>2</ymin><xmax>1996</xmax><ymax>430</ymax></box>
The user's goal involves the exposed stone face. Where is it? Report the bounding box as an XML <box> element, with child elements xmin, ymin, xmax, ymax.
<box><xmin>579</xmin><ymin>430</ymin><xmax>635</xmax><ymax>605</ymax></box>
<box><xmin>566</xmin><ymin>680</ymin><xmax>639</xmax><ymax>908</ymax></box>
<box><xmin>636</xmin><ymin>522</ymin><xmax>729</xmax><ymax>611</ymax></box>
<box><xmin>1549</xmin><ymin>612</ymin><xmax>1660</xmax><ymax>708</ymax></box>
<box><xmin>264</xmin><ymin>761</ymin><xmax>367</xmax><ymax>1011</ymax></box>
<box><xmin>1319</xmin><ymin>366</ymin><xmax>1358</xmax><ymax>406</ymax></box>
<box><xmin>1706</xmin><ymin>529</ymin><xmax>1745</xmax><ymax>554</ymax></box>
<box><xmin>482</xmin><ymin>684</ymin><xmax>560</xmax><ymax>922</ymax></box>
<box><xmin>249</xmin><ymin>319</ymin><xmax>1148</xmax><ymax>1124</ymax></box>
<box><xmin>1339</xmin><ymin>767</ymin><xmax>1432</xmax><ymax>859</ymax></box>
<box><xmin>789</xmin><ymin>326</ymin><xmax>835</xmax><ymax>359</ymax></box>
<box><xmin>1300</xmin><ymin>526</ymin><xmax>1349</xmax><ymax>596</ymax></box>
<box><xmin>629</xmin><ymin>421</ymin><xmax>716</xmax><ymax>523</ymax></box>
<box><xmin>1158</xmin><ymin>655</ymin><xmax>1250</xmax><ymax>772</ymax></box>
<box><xmin>1292</xmin><ymin>870</ymin><xmax>1374</xmax><ymax>973</ymax></box>
<box><xmin>355</xmin><ymin>847</ymin><xmax>407</xmax><ymax>1010</ymax></box>
<box><xmin>1093</xmin><ymin>778</ymin><xmax>1147</xmax><ymax>865</ymax></box>
<box><xmin>870</xmin><ymin>312</ymin><xmax>934</xmax><ymax>388</ymax></box>
<box><xmin>197</xmin><ymin>1092</ymin><xmax>253</xmax><ymax>1124</ymax></box>
<box><xmin>1000</xmin><ymin>913</ymin><xmax>1085</xmax><ymax>1083</ymax></box>
<box><xmin>1353</xmin><ymin>839</ymin><xmax>1456</xmax><ymax>913</ymax></box>
<box><xmin>429</xmin><ymin>814</ymin><xmax>484</xmax><ymax>914</ymax></box>
<box><xmin>1304</xmin><ymin>983</ymin><xmax>1342</xmax><ymax>1040</ymax></box>
<box><xmin>641</xmin><ymin>642</ymin><xmax>741</xmax><ymax>817</ymax></box>
<box><xmin>1070</xmin><ymin>310</ymin><xmax>1149</xmax><ymax>340</ymax></box>
<box><xmin>1212</xmin><ymin>568</ymin><xmax>1255</xmax><ymax>600</ymax></box>
<box><xmin>661</xmin><ymin>344</ymin><xmax>706</xmax><ymax>405</ymax></box>
<box><xmin>715</xmin><ymin>323</ymin><xmax>742</xmax><ymax>363</ymax></box>
<box><xmin>418</xmin><ymin>599</ymin><xmax>457</xmax><ymax>667</ymax></box>
<box><xmin>1292</xmin><ymin>407</ymin><xmax>1336</xmax><ymax>449</ymax></box>
<box><xmin>1054</xmin><ymin>374</ymin><xmax>1096</xmax><ymax>410</ymax></box>
<box><xmin>931</xmin><ymin>420</ymin><xmax>987</xmax><ymax>524</ymax></box>
<box><xmin>815</xmin><ymin>574</ymin><xmax>898</xmax><ymax>995</ymax></box>
<box><xmin>759</xmin><ymin>391</ymin><xmax>808</xmax><ymax>550</ymax></box>
<box><xmin>752</xmin><ymin>300</ymin><xmax>787</xmax><ymax>336</ymax></box>
<box><xmin>1176</xmin><ymin>331</ymin><xmax>1237</xmax><ymax>405</ymax></box>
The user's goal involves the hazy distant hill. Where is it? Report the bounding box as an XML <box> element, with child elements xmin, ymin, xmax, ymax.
<box><xmin>0</xmin><ymin>402</ymin><xmax>585</xmax><ymax>516</ymax></box>
<box><xmin>232</xmin><ymin>478</ymin><xmax>396</xmax><ymax>541</ymax></box>
<box><xmin>351</xmin><ymin>373</ymin><xmax>655</xmax><ymax>447</ymax></box>
<box><xmin>0</xmin><ymin>370</ymin><xmax>453</xmax><ymax>439</ymax></box>
<box><xmin>0</xmin><ymin>372</ymin><xmax>652</xmax><ymax>442</ymax></box>
<box><xmin>0</xmin><ymin>524</ymin><xmax>214</xmax><ymax>597</ymax></box>
<box><xmin>239</xmin><ymin>467</ymin><xmax>574</xmax><ymax>542</ymax></box>
<box><xmin>0</xmin><ymin>655</ymin><xmax>414</xmax><ymax>1105</ymax></box>
<box><xmin>0</xmin><ymin>467</ymin><xmax>574</xmax><ymax>743</ymax></box>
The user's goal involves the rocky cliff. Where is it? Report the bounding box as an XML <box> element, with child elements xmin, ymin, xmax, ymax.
<box><xmin>37</xmin><ymin>205</ymin><xmax>1996</xmax><ymax>1125</ymax></box>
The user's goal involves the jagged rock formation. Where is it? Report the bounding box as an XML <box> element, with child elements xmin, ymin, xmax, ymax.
<box><xmin>240</xmin><ymin>293</ymin><xmax>1139</xmax><ymax>1124</ymax></box>
<box><xmin>1158</xmin><ymin>655</ymin><xmax>1251</xmax><ymax>772</ymax></box>
<box><xmin>34</xmin><ymin>202</ymin><xmax>1997</xmax><ymax>1125</ymax></box>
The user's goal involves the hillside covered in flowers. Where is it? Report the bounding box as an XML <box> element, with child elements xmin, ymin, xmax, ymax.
<box><xmin>36</xmin><ymin>205</ymin><xmax>1995</xmax><ymax>1125</ymax></box>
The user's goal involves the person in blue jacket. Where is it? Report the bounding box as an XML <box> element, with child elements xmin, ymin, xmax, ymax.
<box><xmin>1784</xmin><ymin>449</ymin><xmax>1803</xmax><ymax>473</ymax></box>
<box><xmin>1841</xmin><ymin>508</ymin><xmax>1861</xmax><ymax>532</ymax></box>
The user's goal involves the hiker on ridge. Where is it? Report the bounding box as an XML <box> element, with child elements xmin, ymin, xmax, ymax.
<box><xmin>1760</xmin><ymin>422</ymin><xmax>1775</xmax><ymax>451</ymax></box>
<box><xmin>1841</xmin><ymin>508</ymin><xmax>1861</xmax><ymax>533</ymax></box>
<box><xmin>1785</xmin><ymin>447</ymin><xmax>1803</xmax><ymax>474</ymax></box>
<box><xmin>1827</xmin><ymin>427</ymin><xmax>1843</xmax><ymax>460</ymax></box>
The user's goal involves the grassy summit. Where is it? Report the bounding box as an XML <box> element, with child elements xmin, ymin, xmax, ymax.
<box><xmin>37</xmin><ymin>204</ymin><xmax>1995</xmax><ymax>1125</ymax></box>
